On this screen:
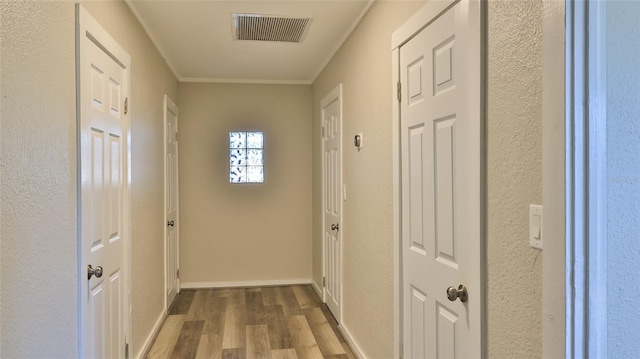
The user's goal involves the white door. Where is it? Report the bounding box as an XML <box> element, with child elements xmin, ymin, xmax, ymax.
<box><xmin>399</xmin><ymin>0</ymin><xmax>481</xmax><ymax>357</ymax></box>
<box><xmin>164</xmin><ymin>95</ymin><xmax>180</xmax><ymax>309</ymax></box>
<box><xmin>321</xmin><ymin>85</ymin><xmax>343</xmax><ymax>321</ymax></box>
<box><xmin>78</xmin><ymin>6</ymin><xmax>131</xmax><ymax>359</ymax></box>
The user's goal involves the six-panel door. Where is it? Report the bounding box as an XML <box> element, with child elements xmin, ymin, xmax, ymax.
<box><xmin>400</xmin><ymin>1</ymin><xmax>481</xmax><ymax>357</ymax></box>
<box><xmin>80</xmin><ymin>19</ymin><xmax>128</xmax><ymax>359</ymax></box>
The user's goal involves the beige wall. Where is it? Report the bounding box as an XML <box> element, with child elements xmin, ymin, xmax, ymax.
<box><xmin>177</xmin><ymin>83</ymin><xmax>312</xmax><ymax>286</ymax></box>
<box><xmin>1</xmin><ymin>2</ymin><xmax>77</xmax><ymax>357</ymax></box>
<box><xmin>311</xmin><ymin>1</ymin><xmax>426</xmax><ymax>357</ymax></box>
<box><xmin>487</xmin><ymin>1</ymin><xmax>543</xmax><ymax>357</ymax></box>
<box><xmin>312</xmin><ymin>0</ymin><xmax>544</xmax><ymax>358</ymax></box>
<box><xmin>0</xmin><ymin>1</ymin><xmax>178</xmax><ymax>358</ymax></box>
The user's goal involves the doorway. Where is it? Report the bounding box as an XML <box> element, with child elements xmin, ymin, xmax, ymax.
<box><xmin>164</xmin><ymin>94</ymin><xmax>180</xmax><ymax>310</ymax></box>
<box><xmin>561</xmin><ymin>1</ymin><xmax>640</xmax><ymax>357</ymax></box>
<box><xmin>321</xmin><ymin>84</ymin><xmax>343</xmax><ymax>322</ymax></box>
<box><xmin>77</xmin><ymin>4</ymin><xmax>132</xmax><ymax>358</ymax></box>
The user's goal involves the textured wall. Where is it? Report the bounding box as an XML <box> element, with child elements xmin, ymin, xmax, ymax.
<box><xmin>79</xmin><ymin>2</ymin><xmax>179</xmax><ymax>357</ymax></box>
<box><xmin>487</xmin><ymin>0</ymin><xmax>543</xmax><ymax>357</ymax></box>
<box><xmin>606</xmin><ymin>2</ymin><xmax>640</xmax><ymax>357</ymax></box>
<box><xmin>311</xmin><ymin>1</ymin><xmax>426</xmax><ymax>357</ymax></box>
<box><xmin>312</xmin><ymin>1</ymin><xmax>544</xmax><ymax>356</ymax></box>
<box><xmin>1</xmin><ymin>1</ymin><xmax>178</xmax><ymax>358</ymax></box>
<box><xmin>178</xmin><ymin>83</ymin><xmax>312</xmax><ymax>286</ymax></box>
<box><xmin>0</xmin><ymin>2</ymin><xmax>78</xmax><ymax>358</ymax></box>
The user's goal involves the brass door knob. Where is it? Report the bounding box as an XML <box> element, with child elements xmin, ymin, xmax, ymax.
<box><xmin>446</xmin><ymin>285</ymin><xmax>468</xmax><ymax>302</ymax></box>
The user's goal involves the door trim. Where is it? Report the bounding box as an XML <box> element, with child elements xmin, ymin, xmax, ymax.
<box><xmin>541</xmin><ymin>1</ymin><xmax>567</xmax><ymax>358</ymax></box>
<box><xmin>320</xmin><ymin>83</ymin><xmax>343</xmax><ymax>323</ymax></box>
<box><xmin>76</xmin><ymin>4</ymin><xmax>132</xmax><ymax>356</ymax></box>
<box><xmin>392</xmin><ymin>1</ymin><xmax>486</xmax><ymax>357</ymax></box>
<box><xmin>555</xmin><ymin>1</ymin><xmax>608</xmax><ymax>357</ymax></box>
<box><xmin>163</xmin><ymin>94</ymin><xmax>180</xmax><ymax>311</ymax></box>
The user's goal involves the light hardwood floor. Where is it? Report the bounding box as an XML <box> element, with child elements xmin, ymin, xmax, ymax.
<box><xmin>146</xmin><ymin>285</ymin><xmax>356</xmax><ymax>359</ymax></box>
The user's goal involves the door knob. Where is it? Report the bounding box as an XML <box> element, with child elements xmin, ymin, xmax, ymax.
<box><xmin>446</xmin><ymin>285</ymin><xmax>468</xmax><ymax>302</ymax></box>
<box><xmin>331</xmin><ymin>223</ymin><xmax>339</xmax><ymax>231</ymax></box>
<box><xmin>167</xmin><ymin>221</ymin><xmax>175</xmax><ymax>227</ymax></box>
<box><xmin>88</xmin><ymin>265</ymin><xmax>103</xmax><ymax>280</ymax></box>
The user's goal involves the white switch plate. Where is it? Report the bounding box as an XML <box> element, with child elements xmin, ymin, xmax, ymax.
<box><xmin>529</xmin><ymin>204</ymin><xmax>543</xmax><ymax>250</ymax></box>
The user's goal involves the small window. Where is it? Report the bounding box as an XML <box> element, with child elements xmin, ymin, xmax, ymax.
<box><xmin>229</xmin><ymin>131</ymin><xmax>264</xmax><ymax>183</ymax></box>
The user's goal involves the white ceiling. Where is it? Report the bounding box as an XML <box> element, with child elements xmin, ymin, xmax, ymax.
<box><xmin>126</xmin><ymin>0</ymin><xmax>374</xmax><ymax>84</ymax></box>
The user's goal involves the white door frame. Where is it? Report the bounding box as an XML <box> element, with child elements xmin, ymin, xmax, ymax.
<box><xmin>164</xmin><ymin>94</ymin><xmax>180</xmax><ymax>310</ymax></box>
<box><xmin>391</xmin><ymin>1</ymin><xmax>486</xmax><ymax>356</ymax></box>
<box><xmin>320</xmin><ymin>84</ymin><xmax>343</xmax><ymax>322</ymax></box>
<box><xmin>540</xmin><ymin>1</ymin><xmax>566</xmax><ymax>357</ymax></box>
<box><xmin>76</xmin><ymin>4</ymin><xmax>132</xmax><ymax>357</ymax></box>
<box><xmin>544</xmin><ymin>1</ymin><xmax>608</xmax><ymax>357</ymax></box>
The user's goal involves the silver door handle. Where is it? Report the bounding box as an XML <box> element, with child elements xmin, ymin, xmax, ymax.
<box><xmin>446</xmin><ymin>285</ymin><xmax>468</xmax><ymax>302</ymax></box>
<box><xmin>88</xmin><ymin>265</ymin><xmax>103</xmax><ymax>280</ymax></box>
<box><xmin>168</xmin><ymin>221</ymin><xmax>175</xmax><ymax>227</ymax></box>
<box><xmin>331</xmin><ymin>223</ymin><xmax>339</xmax><ymax>231</ymax></box>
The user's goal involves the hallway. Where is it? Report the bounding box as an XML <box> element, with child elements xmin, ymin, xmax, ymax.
<box><xmin>147</xmin><ymin>286</ymin><xmax>354</xmax><ymax>359</ymax></box>
<box><xmin>1</xmin><ymin>0</ymin><xmax>550</xmax><ymax>357</ymax></box>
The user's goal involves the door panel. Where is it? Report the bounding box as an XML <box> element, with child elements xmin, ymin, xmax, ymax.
<box><xmin>436</xmin><ymin>303</ymin><xmax>458</xmax><ymax>358</ymax></box>
<box><xmin>90</xmin><ymin>282</ymin><xmax>105</xmax><ymax>359</ymax></box>
<box><xmin>108</xmin><ymin>269</ymin><xmax>123</xmax><ymax>358</ymax></box>
<box><xmin>435</xmin><ymin>116</ymin><xmax>456</xmax><ymax>266</ymax></box>
<box><xmin>410</xmin><ymin>287</ymin><xmax>428</xmax><ymax>358</ymax></box>
<box><xmin>109</xmin><ymin>135</ymin><xmax>121</xmax><ymax>241</ymax></box>
<box><xmin>408</xmin><ymin>124</ymin><xmax>427</xmax><ymax>255</ymax></box>
<box><xmin>400</xmin><ymin>1</ymin><xmax>481</xmax><ymax>358</ymax></box>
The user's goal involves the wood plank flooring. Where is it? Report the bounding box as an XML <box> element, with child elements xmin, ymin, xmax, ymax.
<box><xmin>147</xmin><ymin>285</ymin><xmax>355</xmax><ymax>359</ymax></box>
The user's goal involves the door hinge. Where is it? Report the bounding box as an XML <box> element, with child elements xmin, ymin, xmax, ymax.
<box><xmin>321</xmin><ymin>126</ymin><xmax>325</xmax><ymax>138</ymax></box>
<box><xmin>124</xmin><ymin>97</ymin><xmax>129</xmax><ymax>115</ymax></box>
<box><xmin>177</xmin><ymin>269</ymin><xmax>180</xmax><ymax>279</ymax></box>
<box><xmin>397</xmin><ymin>82</ymin><xmax>401</xmax><ymax>102</ymax></box>
<box><xmin>323</xmin><ymin>276</ymin><xmax>326</xmax><ymax>287</ymax></box>
<box><xmin>175</xmin><ymin>132</ymin><xmax>178</xmax><ymax>142</ymax></box>
<box><xmin>125</xmin><ymin>342</ymin><xmax>129</xmax><ymax>359</ymax></box>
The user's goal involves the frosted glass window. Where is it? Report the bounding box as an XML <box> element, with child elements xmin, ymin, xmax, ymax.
<box><xmin>229</xmin><ymin>131</ymin><xmax>264</xmax><ymax>183</ymax></box>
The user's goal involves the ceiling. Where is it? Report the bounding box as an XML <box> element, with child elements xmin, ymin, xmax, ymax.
<box><xmin>126</xmin><ymin>0</ymin><xmax>374</xmax><ymax>84</ymax></box>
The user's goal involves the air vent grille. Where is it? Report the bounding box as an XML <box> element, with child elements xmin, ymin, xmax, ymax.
<box><xmin>233</xmin><ymin>14</ymin><xmax>311</xmax><ymax>43</ymax></box>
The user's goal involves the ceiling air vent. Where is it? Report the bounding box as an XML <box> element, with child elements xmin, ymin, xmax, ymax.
<box><xmin>232</xmin><ymin>13</ymin><xmax>312</xmax><ymax>43</ymax></box>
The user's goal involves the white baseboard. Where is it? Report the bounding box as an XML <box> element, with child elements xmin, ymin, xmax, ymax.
<box><xmin>339</xmin><ymin>324</ymin><xmax>367</xmax><ymax>359</ymax></box>
<box><xmin>180</xmin><ymin>278</ymin><xmax>312</xmax><ymax>289</ymax></box>
<box><xmin>311</xmin><ymin>279</ymin><xmax>323</xmax><ymax>299</ymax></box>
<box><xmin>136</xmin><ymin>310</ymin><xmax>168</xmax><ymax>359</ymax></box>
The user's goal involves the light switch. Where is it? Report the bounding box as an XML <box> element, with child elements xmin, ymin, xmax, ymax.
<box><xmin>529</xmin><ymin>204</ymin><xmax>543</xmax><ymax>250</ymax></box>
